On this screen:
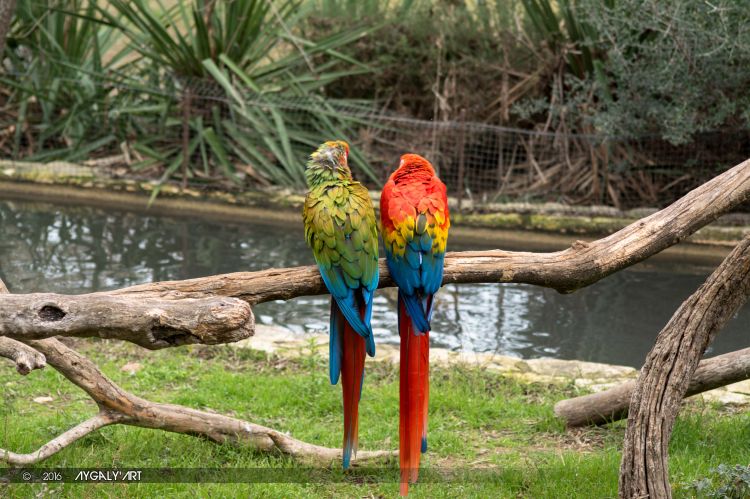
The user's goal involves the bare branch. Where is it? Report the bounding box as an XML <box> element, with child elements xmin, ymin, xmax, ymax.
<box><xmin>0</xmin><ymin>294</ymin><xmax>255</xmax><ymax>349</ymax></box>
<box><xmin>0</xmin><ymin>411</ymin><xmax>123</xmax><ymax>465</ymax></box>
<box><xmin>107</xmin><ymin>158</ymin><xmax>750</xmax><ymax>304</ymax></box>
<box><xmin>23</xmin><ymin>337</ymin><xmax>393</xmax><ymax>464</ymax></box>
<box><xmin>0</xmin><ymin>279</ymin><xmax>390</xmax><ymax>466</ymax></box>
<box><xmin>0</xmin><ymin>337</ymin><xmax>45</xmax><ymax>375</ymax></box>
<box><xmin>554</xmin><ymin>346</ymin><xmax>750</xmax><ymax>427</ymax></box>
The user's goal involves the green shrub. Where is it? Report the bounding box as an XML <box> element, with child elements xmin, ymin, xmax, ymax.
<box><xmin>584</xmin><ymin>0</ymin><xmax>750</xmax><ymax>144</ymax></box>
<box><xmin>2</xmin><ymin>0</ymin><xmax>132</xmax><ymax>160</ymax></box>
<box><xmin>1</xmin><ymin>1</ymin><xmax>377</xmax><ymax>189</ymax></box>
<box><xmin>691</xmin><ymin>464</ymin><xmax>750</xmax><ymax>499</ymax></box>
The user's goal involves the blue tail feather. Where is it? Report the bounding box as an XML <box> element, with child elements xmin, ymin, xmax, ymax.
<box><xmin>335</xmin><ymin>293</ymin><xmax>375</xmax><ymax>356</ymax></box>
<box><xmin>329</xmin><ymin>299</ymin><xmax>343</xmax><ymax>385</ymax></box>
<box><xmin>400</xmin><ymin>290</ymin><xmax>430</xmax><ymax>333</ymax></box>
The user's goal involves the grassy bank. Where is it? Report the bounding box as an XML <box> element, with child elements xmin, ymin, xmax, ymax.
<box><xmin>1</xmin><ymin>339</ymin><xmax>749</xmax><ymax>497</ymax></box>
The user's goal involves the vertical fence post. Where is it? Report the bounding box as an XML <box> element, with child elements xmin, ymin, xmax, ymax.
<box><xmin>180</xmin><ymin>86</ymin><xmax>192</xmax><ymax>192</ymax></box>
<box><xmin>590</xmin><ymin>137</ymin><xmax>601</xmax><ymax>203</ymax></box>
<box><xmin>496</xmin><ymin>130</ymin><xmax>505</xmax><ymax>191</ymax></box>
<box><xmin>456</xmin><ymin>110</ymin><xmax>466</xmax><ymax>211</ymax></box>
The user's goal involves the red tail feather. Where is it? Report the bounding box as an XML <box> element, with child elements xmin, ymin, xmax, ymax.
<box><xmin>341</xmin><ymin>310</ymin><xmax>366</xmax><ymax>468</ymax></box>
<box><xmin>399</xmin><ymin>298</ymin><xmax>430</xmax><ymax>496</ymax></box>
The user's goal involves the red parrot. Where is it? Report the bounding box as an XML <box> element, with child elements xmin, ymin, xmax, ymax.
<box><xmin>380</xmin><ymin>153</ymin><xmax>450</xmax><ymax>495</ymax></box>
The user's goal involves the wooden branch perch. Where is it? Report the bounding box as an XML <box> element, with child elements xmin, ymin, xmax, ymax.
<box><xmin>619</xmin><ymin>235</ymin><xmax>750</xmax><ymax>499</ymax></box>
<box><xmin>554</xmin><ymin>347</ymin><xmax>750</xmax><ymax>427</ymax></box>
<box><xmin>0</xmin><ymin>281</ymin><xmax>391</xmax><ymax>466</ymax></box>
<box><xmin>0</xmin><ymin>337</ymin><xmax>46</xmax><ymax>375</ymax></box>
<box><xmin>0</xmin><ymin>157</ymin><xmax>745</xmax><ymax>352</ymax></box>
<box><xmin>0</xmin><ymin>337</ymin><xmax>393</xmax><ymax>466</ymax></box>
<box><xmin>106</xmin><ymin>157</ymin><xmax>750</xmax><ymax>305</ymax></box>
<box><xmin>0</xmin><ymin>294</ymin><xmax>255</xmax><ymax>349</ymax></box>
<box><xmin>0</xmin><ymin>158</ymin><xmax>748</xmax><ymax>468</ymax></box>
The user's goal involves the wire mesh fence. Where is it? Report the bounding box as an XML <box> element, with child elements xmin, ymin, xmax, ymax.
<box><xmin>1</xmin><ymin>74</ymin><xmax>749</xmax><ymax>210</ymax></box>
<box><xmin>201</xmin><ymin>83</ymin><xmax>750</xmax><ymax>210</ymax></box>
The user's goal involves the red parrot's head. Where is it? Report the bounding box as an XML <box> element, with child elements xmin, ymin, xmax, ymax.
<box><xmin>392</xmin><ymin>153</ymin><xmax>435</xmax><ymax>183</ymax></box>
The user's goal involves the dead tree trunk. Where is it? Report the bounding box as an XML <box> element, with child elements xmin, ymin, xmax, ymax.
<box><xmin>2</xmin><ymin>337</ymin><xmax>394</xmax><ymax>465</ymax></box>
<box><xmin>554</xmin><ymin>347</ymin><xmax>750</xmax><ymax>427</ymax></box>
<box><xmin>619</xmin><ymin>236</ymin><xmax>750</xmax><ymax>499</ymax></box>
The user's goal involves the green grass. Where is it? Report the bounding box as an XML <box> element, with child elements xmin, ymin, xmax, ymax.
<box><xmin>1</xmin><ymin>339</ymin><xmax>748</xmax><ymax>498</ymax></box>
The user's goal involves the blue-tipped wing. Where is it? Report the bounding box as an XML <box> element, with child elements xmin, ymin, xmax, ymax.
<box><xmin>304</xmin><ymin>182</ymin><xmax>379</xmax><ymax>359</ymax></box>
<box><xmin>384</xmin><ymin>226</ymin><xmax>444</xmax><ymax>333</ymax></box>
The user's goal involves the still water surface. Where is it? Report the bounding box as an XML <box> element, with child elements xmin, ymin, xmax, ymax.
<box><xmin>0</xmin><ymin>198</ymin><xmax>747</xmax><ymax>367</ymax></box>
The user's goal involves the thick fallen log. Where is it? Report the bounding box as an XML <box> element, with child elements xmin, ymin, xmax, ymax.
<box><xmin>0</xmin><ymin>293</ymin><xmax>255</xmax><ymax>349</ymax></box>
<box><xmin>554</xmin><ymin>347</ymin><xmax>750</xmax><ymax>427</ymax></box>
<box><xmin>619</xmin><ymin>236</ymin><xmax>750</xmax><ymax>499</ymax></box>
<box><xmin>106</xmin><ymin>157</ymin><xmax>750</xmax><ymax>304</ymax></box>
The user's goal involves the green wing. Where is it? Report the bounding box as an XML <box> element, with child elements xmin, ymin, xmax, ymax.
<box><xmin>303</xmin><ymin>181</ymin><xmax>379</xmax><ymax>295</ymax></box>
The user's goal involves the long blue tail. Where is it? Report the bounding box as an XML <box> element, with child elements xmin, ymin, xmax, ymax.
<box><xmin>330</xmin><ymin>298</ymin><xmax>366</xmax><ymax>469</ymax></box>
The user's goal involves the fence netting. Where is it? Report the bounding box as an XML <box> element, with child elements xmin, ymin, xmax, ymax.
<box><xmin>1</xmin><ymin>74</ymin><xmax>748</xmax><ymax>211</ymax></box>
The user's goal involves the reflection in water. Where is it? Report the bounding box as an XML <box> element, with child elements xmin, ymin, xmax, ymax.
<box><xmin>0</xmin><ymin>199</ymin><xmax>747</xmax><ymax>367</ymax></box>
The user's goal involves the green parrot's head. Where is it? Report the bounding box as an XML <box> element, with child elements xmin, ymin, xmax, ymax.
<box><xmin>306</xmin><ymin>140</ymin><xmax>352</xmax><ymax>186</ymax></box>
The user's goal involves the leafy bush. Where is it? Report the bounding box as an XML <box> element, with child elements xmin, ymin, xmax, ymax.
<box><xmin>1</xmin><ymin>0</ymin><xmax>377</xmax><ymax>189</ymax></box>
<box><xmin>584</xmin><ymin>0</ymin><xmax>750</xmax><ymax>144</ymax></box>
<box><xmin>103</xmin><ymin>0</ymin><xmax>377</xmax><ymax>188</ymax></box>
<box><xmin>691</xmin><ymin>464</ymin><xmax>750</xmax><ymax>499</ymax></box>
<box><xmin>1</xmin><ymin>0</ymin><xmax>132</xmax><ymax>160</ymax></box>
<box><xmin>308</xmin><ymin>0</ymin><xmax>532</xmax><ymax>123</ymax></box>
<box><xmin>311</xmin><ymin>0</ymin><xmax>750</xmax><ymax>147</ymax></box>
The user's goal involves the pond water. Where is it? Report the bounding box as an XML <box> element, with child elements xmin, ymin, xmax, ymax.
<box><xmin>0</xmin><ymin>197</ymin><xmax>747</xmax><ymax>367</ymax></box>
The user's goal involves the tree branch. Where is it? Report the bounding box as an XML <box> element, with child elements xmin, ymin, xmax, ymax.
<box><xmin>0</xmin><ymin>294</ymin><xmax>255</xmax><ymax>349</ymax></box>
<box><xmin>0</xmin><ymin>280</ymin><xmax>392</xmax><ymax>466</ymax></box>
<box><xmin>0</xmin><ymin>411</ymin><xmax>123</xmax><ymax>465</ymax></box>
<box><xmin>23</xmin><ymin>337</ymin><xmax>393</xmax><ymax>464</ymax></box>
<box><xmin>554</xmin><ymin>346</ymin><xmax>750</xmax><ymax>427</ymax></box>
<box><xmin>0</xmin><ymin>337</ymin><xmax>45</xmax><ymax>375</ymax></box>
<box><xmin>619</xmin><ymin>235</ymin><xmax>750</xmax><ymax>499</ymax></box>
<box><xmin>106</xmin><ymin>158</ymin><xmax>750</xmax><ymax>305</ymax></box>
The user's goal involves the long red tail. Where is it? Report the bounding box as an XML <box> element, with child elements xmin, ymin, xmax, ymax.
<box><xmin>341</xmin><ymin>311</ymin><xmax>366</xmax><ymax>469</ymax></box>
<box><xmin>399</xmin><ymin>297</ymin><xmax>430</xmax><ymax>496</ymax></box>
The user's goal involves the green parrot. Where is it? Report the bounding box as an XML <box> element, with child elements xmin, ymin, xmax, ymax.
<box><xmin>302</xmin><ymin>140</ymin><xmax>379</xmax><ymax>468</ymax></box>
